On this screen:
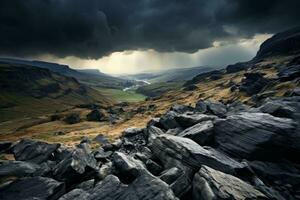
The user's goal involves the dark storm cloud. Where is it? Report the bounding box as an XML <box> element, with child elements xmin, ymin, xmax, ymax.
<box><xmin>0</xmin><ymin>0</ymin><xmax>300</xmax><ymax>58</ymax></box>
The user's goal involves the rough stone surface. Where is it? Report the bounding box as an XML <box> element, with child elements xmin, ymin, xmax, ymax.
<box><xmin>193</xmin><ymin>166</ymin><xmax>267</xmax><ymax>200</ymax></box>
<box><xmin>12</xmin><ymin>139</ymin><xmax>60</xmax><ymax>164</ymax></box>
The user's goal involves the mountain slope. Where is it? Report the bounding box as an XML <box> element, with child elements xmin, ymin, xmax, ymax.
<box><xmin>0</xmin><ymin>58</ymin><xmax>133</xmax><ymax>89</ymax></box>
<box><xmin>122</xmin><ymin>66</ymin><xmax>217</xmax><ymax>83</ymax></box>
<box><xmin>0</xmin><ymin>61</ymin><xmax>113</xmax><ymax>122</ymax></box>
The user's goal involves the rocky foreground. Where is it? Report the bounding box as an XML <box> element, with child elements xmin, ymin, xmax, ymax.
<box><xmin>0</xmin><ymin>92</ymin><xmax>300</xmax><ymax>200</ymax></box>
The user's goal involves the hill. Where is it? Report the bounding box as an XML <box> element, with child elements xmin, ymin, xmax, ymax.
<box><xmin>0</xmin><ymin>58</ymin><xmax>133</xmax><ymax>89</ymax></box>
<box><xmin>122</xmin><ymin>66</ymin><xmax>217</xmax><ymax>83</ymax></box>
<box><xmin>0</xmin><ymin>61</ymin><xmax>113</xmax><ymax>122</ymax></box>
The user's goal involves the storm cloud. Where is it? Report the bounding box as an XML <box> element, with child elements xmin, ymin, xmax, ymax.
<box><xmin>0</xmin><ymin>0</ymin><xmax>300</xmax><ymax>59</ymax></box>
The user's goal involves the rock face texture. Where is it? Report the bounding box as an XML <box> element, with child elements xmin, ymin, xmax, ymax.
<box><xmin>1</xmin><ymin>96</ymin><xmax>300</xmax><ymax>199</ymax></box>
<box><xmin>193</xmin><ymin>166</ymin><xmax>267</xmax><ymax>200</ymax></box>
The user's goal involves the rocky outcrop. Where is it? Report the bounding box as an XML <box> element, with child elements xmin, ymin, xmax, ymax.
<box><xmin>214</xmin><ymin>112</ymin><xmax>296</xmax><ymax>160</ymax></box>
<box><xmin>239</xmin><ymin>73</ymin><xmax>270</xmax><ymax>96</ymax></box>
<box><xmin>86</xmin><ymin>109</ymin><xmax>105</xmax><ymax>121</ymax></box>
<box><xmin>12</xmin><ymin>139</ymin><xmax>60</xmax><ymax>164</ymax></box>
<box><xmin>1</xmin><ymin>96</ymin><xmax>300</xmax><ymax>199</ymax></box>
<box><xmin>0</xmin><ymin>177</ymin><xmax>65</xmax><ymax>200</ymax></box>
<box><xmin>193</xmin><ymin>166</ymin><xmax>267</xmax><ymax>200</ymax></box>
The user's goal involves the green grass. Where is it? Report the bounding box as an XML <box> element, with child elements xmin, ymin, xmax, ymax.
<box><xmin>94</xmin><ymin>87</ymin><xmax>146</xmax><ymax>103</ymax></box>
<box><xmin>136</xmin><ymin>82</ymin><xmax>184</xmax><ymax>97</ymax></box>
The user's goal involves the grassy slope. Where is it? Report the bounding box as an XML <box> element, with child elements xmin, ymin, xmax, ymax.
<box><xmin>94</xmin><ymin>87</ymin><xmax>146</xmax><ymax>102</ymax></box>
<box><xmin>136</xmin><ymin>82</ymin><xmax>184</xmax><ymax>97</ymax></box>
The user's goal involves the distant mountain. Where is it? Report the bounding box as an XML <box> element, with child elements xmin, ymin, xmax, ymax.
<box><xmin>0</xmin><ymin>61</ymin><xmax>113</xmax><ymax>122</ymax></box>
<box><xmin>122</xmin><ymin>66</ymin><xmax>220</xmax><ymax>83</ymax></box>
<box><xmin>0</xmin><ymin>58</ymin><xmax>133</xmax><ymax>89</ymax></box>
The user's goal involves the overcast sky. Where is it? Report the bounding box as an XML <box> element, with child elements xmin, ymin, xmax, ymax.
<box><xmin>0</xmin><ymin>0</ymin><xmax>299</xmax><ymax>74</ymax></box>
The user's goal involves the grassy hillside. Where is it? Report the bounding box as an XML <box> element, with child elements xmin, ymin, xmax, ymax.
<box><xmin>0</xmin><ymin>58</ymin><xmax>133</xmax><ymax>89</ymax></box>
<box><xmin>94</xmin><ymin>87</ymin><xmax>146</xmax><ymax>102</ymax></box>
<box><xmin>136</xmin><ymin>82</ymin><xmax>183</xmax><ymax>97</ymax></box>
<box><xmin>0</xmin><ymin>62</ymin><xmax>113</xmax><ymax>122</ymax></box>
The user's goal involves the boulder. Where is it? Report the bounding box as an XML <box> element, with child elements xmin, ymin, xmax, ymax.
<box><xmin>12</xmin><ymin>139</ymin><xmax>60</xmax><ymax>164</ymax></box>
<box><xmin>88</xmin><ymin>174</ymin><xmax>178</xmax><ymax>200</ymax></box>
<box><xmin>150</xmin><ymin>134</ymin><xmax>244</xmax><ymax>174</ymax></box>
<box><xmin>122</xmin><ymin>127</ymin><xmax>144</xmax><ymax>137</ymax></box>
<box><xmin>64</xmin><ymin>113</ymin><xmax>80</xmax><ymax>124</ymax></box>
<box><xmin>214</xmin><ymin>112</ymin><xmax>296</xmax><ymax>160</ymax></box>
<box><xmin>159</xmin><ymin>111</ymin><xmax>180</xmax><ymax>130</ymax></box>
<box><xmin>278</xmin><ymin>64</ymin><xmax>300</xmax><ymax>81</ymax></box>
<box><xmin>53</xmin><ymin>143</ymin><xmax>99</xmax><ymax>186</ymax></box>
<box><xmin>0</xmin><ymin>177</ymin><xmax>65</xmax><ymax>200</ymax></box>
<box><xmin>174</xmin><ymin>113</ymin><xmax>217</xmax><ymax>128</ymax></box>
<box><xmin>170</xmin><ymin>104</ymin><xmax>194</xmax><ymax>114</ymax></box>
<box><xmin>159</xmin><ymin>165</ymin><xmax>194</xmax><ymax>198</ymax></box>
<box><xmin>249</xmin><ymin>161</ymin><xmax>300</xmax><ymax>186</ymax></box>
<box><xmin>94</xmin><ymin>148</ymin><xmax>113</xmax><ymax>161</ymax></box>
<box><xmin>193</xmin><ymin>166</ymin><xmax>266</xmax><ymax>200</ymax></box>
<box><xmin>0</xmin><ymin>160</ymin><xmax>45</xmax><ymax>177</ymax></box>
<box><xmin>239</xmin><ymin>73</ymin><xmax>270</xmax><ymax>96</ymax></box>
<box><xmin>195</xmin><ymin>100</ymin><xmax>227</xmax><ymax>117</ymax></box>
<box><xmin>58</xmin><ymin>189</ymin><xmax>90</xmax><ymax>200</ymax></box>
<box><xmin>75</xmin><ymin>179</ymin><xmax>95</xmax><ymax>191</ymax></box>
<box><xmin>86</xmin><ymin>109</ymin><xmax>105</xmax><ymax>122</ymax></box>
<box><xmin>177</xmin><ymin>120</ymin><xmax>214</xmax><ymax>145</ymax></box>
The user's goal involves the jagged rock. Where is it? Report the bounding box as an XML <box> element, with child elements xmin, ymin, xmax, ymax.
<box><xmin>258</xmin><ymin>100</ymin><xmax>295</xmax><ymax>118</ymax></box>
<box><xmin>0</xmin><ymin>177</ymin><xmax>65</xmax><ymax>200</ymax></box>
<box><xmin>53</xmin><ymin>143</ymin><xmax>99</xmax><ymax>186</ymax></box>
<box><xmin>159</xmin><ymin>111</ymin><xmax>180</xmax><ymax>130</ymax></box>
<box><xmin>214</xmin><ymin>112</ymin><xmax>296</xmax><ymax>160</ymax></box>
<box><xmin>86</xmin><ymin>109</ymin><xmax>105</xmax><ymax>122</ymax></box>
<box><xmin>249</xmin><ymin>161</ymin><xmax>300</xmax><ymax>186</ymax></box>
<box><xmin>165</xmin><ymin>128</ymin><xmax>183</xmax><ymax>135</ymax></box>
<box><xmin>147</xmin><ymin>126</ymin><xmax>164</xmax><ymax>145</ymax></box>
<box><xmin>74</xmin><ymin>179</ymin><xmax>95</xmax><ymax>191</ymax></box>
<box><xmin>170</xmin><ymin>104</ymin><xmax>194</xmax><ymax>114</ymax></box>
<box><xmin>112</xmin><ymin>152</ymin><xmax>145</xmax><ymax>179</ymax></box>
<box><xmin>177</xmin><ymin>120</ymin><xmax>214</xmax><ymax>145</ymax></box>
<box><xmin>122</xmin><ymin>127</ymin><xmax>144</xmax><ymax>137</ymax></box>
<box><xmin>58</xmin><ymin>189</ymin><xmax>90</xmax><ymax>200</ymax></box>
<box><xmin>54</xmin><ymin>145</ymin><xmax>73</xmax><ymax>162</ymax></box>
<box><xmin>12</xmin><ymin>139</ymin><xmax>60</xmax><ymax>164</ymax></box>
<box><xmin>174</xmin><ymin>113</ymin><xmax>217</xmax><ymax>128</ymax></box>
<box><xmin>145</xmin><ymin>159</ymin><xmax>164</xmax><ymax>176</ymax></box>
<box><xmin>64</xmin><ymin>113</ymin><xmax>80</xmax><ymax>124</ymax></box>
<box><xmin>226</xmin><ymin>101</ymin><xmax>252</xmax><ymax>115</ymax></box>
<box><xmin>150</xmin><ymin>134</ymin><xmax>244</xmax><ymax>174</ymax></box>
<box><xmin>147</xmin><ymin>117</ymin><xmax>161</xmax><ymax>128</ymax></box>
<box><xmin>160</xmin><ymin>165</ymin><xmax>194</xmax><ymax>197</ymax></box>
<box><xmin>0</xmin><ymin>141</ymin><xmax>12</xmax><ymax>153</ymax></box>
<box><xmin>278</xmin><ymin>64</ymin><xmax>300</xmax><ymax>81</ymax></box>
<box><xmin>193</xmin><ymin>165</ymin><xmax>267</xmax><ymax>200</ymax></box>
<box><xmin>88</xmin><ymin>174</ymin><xmax>178</xmax><ymax>200</ymax></box>
<box><xmin>97</xmin><ymin>162</ymin><xmax>112</xmax><ymax>180</ymax></box>
<box><xmin>0</xmin><ymin>160</ymin><xmax>42</xmax><ymax>177</ymax></box>
<box><xmin>94</xmin><ymin>148</ymin><xmax>113</xmax><ymax>160</ymax></box>
<box><xmin>239</xmin><ymin>73</ymin><xmax>270</xmax><ymax>95</ymax></box>
<box><xmin>195</xmin><ymin>100</ymin><xmax>227</xmax><ymax>117</ymax></box>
